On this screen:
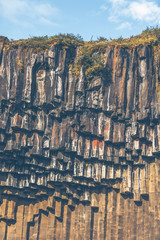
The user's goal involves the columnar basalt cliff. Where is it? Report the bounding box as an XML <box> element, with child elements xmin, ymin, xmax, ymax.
<box><xmin>0</xmin><ymin>31</ymin><xmax>160</xmax><ymax>239</ymax></box>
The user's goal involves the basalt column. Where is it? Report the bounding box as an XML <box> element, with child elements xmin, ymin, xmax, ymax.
<box><xmin>0</xmin><ymin>38</ymin><xmax>160</xmax><ymax>239</ymax></box>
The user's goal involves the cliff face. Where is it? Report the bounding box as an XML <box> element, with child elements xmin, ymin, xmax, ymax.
<box><xmin>0</xmin><ymin>34</ymin><xmax>160</xmax><ymax>239</ymax></box>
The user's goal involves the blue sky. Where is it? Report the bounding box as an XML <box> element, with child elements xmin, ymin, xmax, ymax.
<box><xmin>0</xmin><ymin>0</ymin><xmax>160</xmax><ymax>41</ymax></box>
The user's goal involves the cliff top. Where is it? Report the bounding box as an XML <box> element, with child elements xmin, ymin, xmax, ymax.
<box><xmin>1</xmin><ymin>27</ymin><xmax>160</xmax><ymax>51</ymax></box>
<box><xmin>1</xmin><ymin>27</ymin><xmax>160</xmax><ymax>79</ymax></box>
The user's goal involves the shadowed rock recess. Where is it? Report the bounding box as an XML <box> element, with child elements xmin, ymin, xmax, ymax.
<box><xmin>0</xmin><ymin>31</ymin><xmax>160</xmax><ymax>239</ymax></box>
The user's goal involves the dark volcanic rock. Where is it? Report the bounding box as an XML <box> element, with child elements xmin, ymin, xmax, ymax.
<box><xmin>0</xmin><ymin>36</ymin><xmax>160</xmax><ymax>239</ymax></box>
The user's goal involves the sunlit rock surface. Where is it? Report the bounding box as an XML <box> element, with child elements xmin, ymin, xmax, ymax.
<box><xmin>0</xmin><ymin>37</ymin><xmax>160</xmax><ymax>239</ymax></box>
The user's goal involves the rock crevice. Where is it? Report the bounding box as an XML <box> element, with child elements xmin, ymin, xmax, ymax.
<box><xmin>0</xmin><ymin>38</ymin><xmax>160</xmax><ymax>239</ymax></box>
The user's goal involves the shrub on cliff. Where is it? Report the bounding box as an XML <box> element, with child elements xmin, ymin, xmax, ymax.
<box><xmin>4</xmin><ymin>33</ymin><xmax>84</xmax><ymax>52</ymax></box>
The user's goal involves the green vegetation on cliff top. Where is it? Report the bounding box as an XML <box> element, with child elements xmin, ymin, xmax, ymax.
<box><xmin>1</xmin><ymin>27</ymin><xmax>160</xmax><ymax>79</ymax></box>
<box><xmin>0</xmin><ymin>33</ymin><xmax>84</xmax><ymax>51</ymax></box>
<box><xmin>72</xmin><ymin>27</ymin><xmax>160</xmax><ymax>79</ymax></box>
<box><xmin>1</xmin><ymin>27</ymin><xmax>160</xmax><ymax>50</ymax></box>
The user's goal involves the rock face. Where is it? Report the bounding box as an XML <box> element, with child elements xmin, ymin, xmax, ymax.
<box><xmin>0</xmin><ymin>38</ymin><xmax>160</xmax><ymax>239</ymax></box>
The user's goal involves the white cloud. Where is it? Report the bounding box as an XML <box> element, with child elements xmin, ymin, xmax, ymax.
<box><xmin>107</xmin><ymin>0</ymin><xmax>128</xmax><ymax>23</ymax></box>
<box><xmin>0</xmin><ymin>0</ymin><xmax>60</xmax><ymax>27</ymax></box>
<box><xmin>107</xmin><ymin>0</ymin><xmax>160</xmax><ymax>26</ymax></box>
<box><xmin>108</xmin><ymin>15</ymin><xmax>119</xmax><ymax>23</ymax></box>
<box><xmin>35</xmin><ymin>3</ymin><xmax>59</xmax><ymax>18</ymax></box>
<box><xmin>117</xmin><ymin>21</ymin><xmax>132</xmax><ymax>30</ymax></box>
<box><xmin>100</xmin><ymin>5</ymin><xmax>108</xmax><ymax>11</ymax></box>
<box><xmin>127</xmin><ymin>0</ymin><xmax>160</xmax><ymax>22</ymax></box>
<box><xmin>39</xmin><ymin>17</ymin><xmax>59</xmax><ymax>27</ymax></box>
<box><xmin>108</xmin><ymin>0</ymin><xmax>127</xmax><ymax>6</ymax></box>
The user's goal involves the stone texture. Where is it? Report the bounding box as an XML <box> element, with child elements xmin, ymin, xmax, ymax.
<box><xmin>0</xmin><ymin>40</ymin><xmax>160</xmax><ymax>239</ymax></box>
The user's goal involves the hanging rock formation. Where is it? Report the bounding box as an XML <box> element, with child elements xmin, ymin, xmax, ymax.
<box><xmin>0</xmin><ymin>32</ymin><xmax>160</xmax><ymax>239</ymax></box>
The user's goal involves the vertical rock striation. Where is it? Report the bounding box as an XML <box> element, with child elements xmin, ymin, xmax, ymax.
<box><xmin>0</xmin><ymin>33</ymin><xmax>160</xmax><ymax>239</ymax></box>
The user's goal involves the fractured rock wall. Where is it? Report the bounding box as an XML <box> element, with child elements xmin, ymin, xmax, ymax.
<box><xmin>0</xmin><ymin>40</ymin><xmax>160</xmax><ymax>239</ymax></box>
